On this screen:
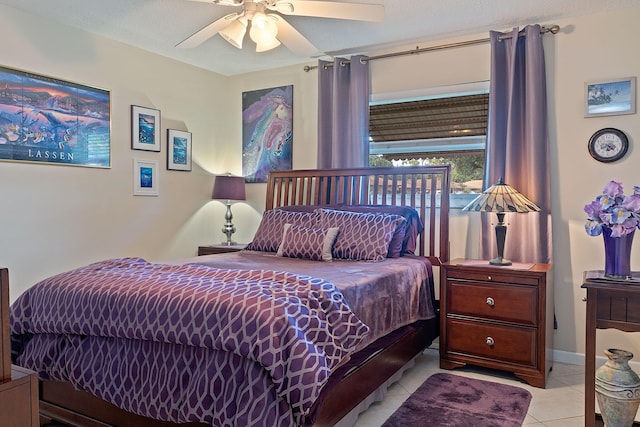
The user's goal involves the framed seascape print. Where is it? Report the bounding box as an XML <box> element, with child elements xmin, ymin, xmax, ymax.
<box><xmin>0</xmin><ymin>65</ymin><xmax>110</xmax><ymax>167</ymax></box>
<box><xmin>133</xmin><ymin>159</ymin><xmax>159</xmax><ymax>196</ymax></box>
<box><xmin>167</xmin><ymin>129</ymin><xmax>192</xmax><ymax>171</ymax></box>
<box><xmin>585</xmin><ymin>77</ymin><xmax>636</xmax><ymax>117</ymax></box>
<box><xmin>131</xmin><ymin>105</ymin><xmax>161</xmax><ymax>151</ymax></box>
<box><xmin>242</xmin><ymin>84</ymin><xmax>293</xmax><ymax>183</ymax></box>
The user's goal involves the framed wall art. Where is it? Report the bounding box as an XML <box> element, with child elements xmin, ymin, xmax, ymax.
<box><xmin>167</xmin><ymin>129</ymin><xmax>192</xmax><ymax>171</ymax></box>
<box><xmin>131</xmin><ymin>105</ymin><xmax>161</xmax><ymax>151</ymax></box>
<box><xmin>242</xmin><ymin>85</ymin><xmax>293</xmax><ymax>183</ymax></box>
<box><xmin>585</xmin><ymin>77</ymin><xmax>636</xmax><ymax>117</ymax></box>
<box><xmin>0</xmin><ymin>65</ymin><xmax>111</xmax><ymax>167</ymax></box>
<box><xmin>133</xmin><ymin>159</ymin><xmax>159</xmax><ymax>196</ymax></box>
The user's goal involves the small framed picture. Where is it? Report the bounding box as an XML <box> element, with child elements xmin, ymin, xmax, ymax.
<box><xmin>167</xmin><ymin>129</ymin><xmax>192</xmax><ymax>171</ymax></box>
<box><xmin>585</xmin><ymin>77</ymin><xmax>636</xmax><ymax>117</ymax></box>
<box><xmin>133</xmin><ymin>159</ymin><xmax>159</xmax><ymax>196</ymax></box>
<box><xmin>131</xmin><ymin>105</ymin><xmax>161</xmax><ymax>151</ymax></box>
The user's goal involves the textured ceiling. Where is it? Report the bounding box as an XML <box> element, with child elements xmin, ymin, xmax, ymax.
<box><xmin>0</xmin><ymin>0</ymin><xmax>637</xmax><ymax>76</ymax></box>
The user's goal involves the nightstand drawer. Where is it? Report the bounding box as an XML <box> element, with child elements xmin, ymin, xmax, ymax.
<box><xmin>446</xmin><ymin>269</ymin><xmax>541</xmax><ymax>286</ymax></box>
<box><xmin>448</xmin><ymin>281</ymin><xmax>538</xmax><ymax>325</ymax></box>
<box><xmin>446</xmin><ymin>317</ymin><xmax>537</xmax><ymax>367</ymax></box>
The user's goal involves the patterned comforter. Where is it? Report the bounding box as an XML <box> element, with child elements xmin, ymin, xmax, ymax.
<box><xmin>10</xmin><ymin>258</ymin><xmax>370</xmax><ymax>426</ymax></box>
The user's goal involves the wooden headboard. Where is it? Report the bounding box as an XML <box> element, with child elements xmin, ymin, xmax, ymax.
<box><xmin>265</xmin><ymin>166</ymin><xmax>450</xmax><ymax>266</ymax></box>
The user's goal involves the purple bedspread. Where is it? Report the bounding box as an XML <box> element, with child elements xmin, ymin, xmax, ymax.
<box><xmin>11</xmin><ymin>258</ymin><xmax>370</xmax><ymax>426</ymax></box>
<box><xmin>175</xmin><ymin>250</ymin><xmax>437</xmax><ymax>351</ymax></box>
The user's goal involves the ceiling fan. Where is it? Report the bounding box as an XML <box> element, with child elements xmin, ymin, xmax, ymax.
<box><xmin>176</xmin><ymin>0</ymin><xmax>384</xmax><ymax>56</ymax></box>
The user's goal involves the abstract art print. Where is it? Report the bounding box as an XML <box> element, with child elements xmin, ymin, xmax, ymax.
<box><xmin>585</xmin><ymin>77</ymin><xmax>636</xmax><ymax>117</ymax></box>
<box><xmin>167</xmin><ymin>129</ymin><xmax>192</xmax><ymax>171</ymax></box>
<box><xmin>133</xmin><ymin>159</ymin><xmax>158</xmax><ymax>196</ymax></box>
<box><xmin>242</xmin><ymin>85</ymin><xmax>292</xmax><ymax>183</ymax></box>
<box><xmin>131</xmin><ymin>105</ymin><xmax>161</xmax><ymax>151</ymax></box>
<box><xmin>0</xmin><ymin>65</ymin><xmax>110</xmax><ymax>167</ymax></box>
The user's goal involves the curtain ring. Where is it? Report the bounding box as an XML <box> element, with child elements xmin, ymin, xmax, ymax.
<box><xmin>339</xmin><ymin>60</ymin><xmax>347</xmax><ymax>67</ymax></box>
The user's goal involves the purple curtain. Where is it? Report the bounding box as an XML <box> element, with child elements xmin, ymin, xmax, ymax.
<box><xmin>482</xmin><ymin>25</ymin><xmax>552</xmax><ymax>264</ymax></box>
<box><xmin>317</xmin><ymin>55</ymin><xmax>370</xmax><ymax>168</ymax></box>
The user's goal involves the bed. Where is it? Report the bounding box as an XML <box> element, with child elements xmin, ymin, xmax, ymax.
<box><xmin>9</xmin><ymin>166</ymin><xmax>450</xmax><ymax>427</ymax></box>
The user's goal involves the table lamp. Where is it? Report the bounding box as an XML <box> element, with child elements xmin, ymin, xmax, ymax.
<box><xmin>463</xmin><ymin>178</ymin><xmax>540</xmax><ymax>265</ymax></box>
<box><xmin>212</xmin><ymin>174</ymin><xmax>246</xmax><ymax>245</ymax></box>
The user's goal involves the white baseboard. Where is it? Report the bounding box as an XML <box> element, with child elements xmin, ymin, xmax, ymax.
<box><xmin>552</xmin><ymin>349</ymin><xmax>584</xmax><ymax>365</ymax></box>
<box><xmin>553</xmin><ymin>349</ymin><xmax>640</xmax><ymax>371</ymax></box>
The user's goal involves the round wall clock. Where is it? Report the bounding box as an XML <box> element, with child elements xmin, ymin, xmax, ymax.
<box><xmin>588</xmin><ymin>127</ymin><xmax>629</xmax><ymax>163</ymax></box>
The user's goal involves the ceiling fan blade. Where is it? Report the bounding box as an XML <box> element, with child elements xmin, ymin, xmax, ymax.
<box><xmin>272</xmin><ymin>1</ymin><xmax>384</xmax><ymax>22</ymax></box>
<box><xmin>176</xmin><ymin>12</ymin><xmax>240</xmax><ymax>48</ymax></box>
<box><xmin>269</xmin><ymin>14</ymin><xmax>320</xmax><ymax>57</ymax></box>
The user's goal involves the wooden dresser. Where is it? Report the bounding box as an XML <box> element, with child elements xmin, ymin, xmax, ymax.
<box><xmin>582</xmin><ymin>272</ymin><xmax>640</xmax><ymax>427</ymax></box>
<box><xmin>0</xmin><ymin>268</ymin><xmax>39</xmax><ymax>426</ymax></box>
<box><xmin>440</xmin><ymin>259</ymin><xmax>553</xmax><ymax>388</ymax></box>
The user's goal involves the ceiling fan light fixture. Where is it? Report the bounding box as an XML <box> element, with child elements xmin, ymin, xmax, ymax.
<box><xmin>219</xmin><ymin>17</ymin><xmax>247</xmax><ymax>49</ymax></box>
<box><xmin>255</xmin><ymin>37</ymin><xmax>281</xmax><ymax>52</ymax></box>
<box><xmin>249</xmin><ymin>12</ymin><xmax>279</xmax><ymax>51</ymax></box>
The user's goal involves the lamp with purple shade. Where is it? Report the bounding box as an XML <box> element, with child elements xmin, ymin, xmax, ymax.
<box><xmin>212</xmin><ymin>174</ymin><xmax>246</xmax><ymax>245</ymax></box>
<box><xmin>463</xmin><ymin>178</ymin><xmax>540</xmax><ymax>266</ymax></box>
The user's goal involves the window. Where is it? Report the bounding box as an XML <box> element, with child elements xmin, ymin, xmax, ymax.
<box><xmin>369</xmin><ymin>84</ymin><xmax>489</xmax><ymax>207</ymax></box>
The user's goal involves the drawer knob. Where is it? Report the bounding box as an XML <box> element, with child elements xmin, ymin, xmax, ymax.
<box><xmin>487</xmin><ymin>275</ymin><xmax>492</xmax><ymax>281</ymax></box>
<box><xmin>486</xmin><ymin>336</ymin><xmax>495</xmax><ymax>346</ymax></box>
<box><xmin>486</xmin><ymin>297</ymin><xmax>495</xmax><ymax>307</ymax></box>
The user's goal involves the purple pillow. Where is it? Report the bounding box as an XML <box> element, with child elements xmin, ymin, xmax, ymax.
<box><xmin>279</xmin><ymin>204</ymin><xmax>421</xmax><ymax>256</ymax></box>
<box><xmin>276</xmin><ymin>224</ymin><xmax>339</xmax><ymax>261</ymax></box>
<box><xmin>246</xmin><ymin>209</ymin><xmax>319</xmax><ymax>252</ymax></box>
<box><xmin>316</xmin><ymin>208</ymin><xmax>405</xmax><ymax>261</ymax></box>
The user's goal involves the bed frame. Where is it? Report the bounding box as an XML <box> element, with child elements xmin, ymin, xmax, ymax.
<box><xmin>34</xmin><ymin>166</ymin><xmax>451</xmax><ymax>427</ymax></box>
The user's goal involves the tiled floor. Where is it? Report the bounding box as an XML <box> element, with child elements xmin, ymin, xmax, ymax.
<box><xmin>353</xmin><ymin>345</ymin><xmax>587</xmax><ymax>427</ymax></box>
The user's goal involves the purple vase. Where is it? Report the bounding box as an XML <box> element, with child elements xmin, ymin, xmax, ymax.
<box><xmin>602</xmin><ymin>228</ymin><xmax>635</xmax><ymax>279</ymax></box>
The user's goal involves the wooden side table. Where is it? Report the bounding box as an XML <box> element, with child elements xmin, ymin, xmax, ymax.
<box><xmin>0</xmin><ymin>268</ymin><xmax>39</xmax><ymax>426</ymax></box>
<box><xmin>198</xmin><ymin>244</ymin><xmax>247</xmax><ymax>256</ymax></box>
<box><xmin>0</xmin><ymin>366</ymin><xmax>39</xmax><ymax>426</ymax></box>
<box><xmin>582</xmin><ymin>271</ymin><xmax>640</xmax><ymax>427</ymax></box>
<box><xmin>440</xmin><ymin>259</ymin><xmax>553</xmax><ymax>388</ymax></box>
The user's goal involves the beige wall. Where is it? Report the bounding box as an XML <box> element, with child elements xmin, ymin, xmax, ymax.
<box><xmin>2</xmin><ymin>2</ymin><xmax>640</xmax><ymax>361</ymax></box>
<box><xmin>0</xmin><ymin>5</ymin><xmax>236</xmax><ymax>297</ymax></box>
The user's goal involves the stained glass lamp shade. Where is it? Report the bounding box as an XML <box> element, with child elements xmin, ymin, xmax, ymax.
<box><xmin>463</xmin><ymin>178</ymin><xmax>540</xmax><ymax>265</ymax></box>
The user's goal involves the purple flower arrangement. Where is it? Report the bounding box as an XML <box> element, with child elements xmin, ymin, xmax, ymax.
<box><xmin>584</xmin><ymin>180</ymin><xmax>640</xmax><ymax>238</ymax></box>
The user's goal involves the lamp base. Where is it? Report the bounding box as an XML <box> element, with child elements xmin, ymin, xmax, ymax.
<box><xmin>489</xmin><ymin>256</ymin><xmax>512</xmax><ymax>266</ymax></box>
<box><xmin>220</xmin><ymin>240</ymin><xmax>237</xmax><ymax>246</ymax></box>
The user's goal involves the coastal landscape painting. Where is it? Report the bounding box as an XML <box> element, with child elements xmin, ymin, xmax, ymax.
<box><xmin>133</xmin><ymin>159</ymin><xmax>158</xmax><ymax>196</ymax></box>
<box><xmin>131</xmin><ymin>105</ymin><xmax>161</xmax><ymax>151</ymax></box>
<box><xmin>167</xmin><ymin>129</ymin><xmax>192</xmax><ymax>171</ymax></box>
<box><xmin>0</xmin><ymin>65</ymin><xmax>110</xmax><ymax>167</ymax></box>
<box><xmin>242</xmin><ymin>85</ymin><xmax>292</xmax><ymax>183</ymax></box>
<box><xmin>585</xmin><ymin>77</ymin><xmax>636</xmax><ymax>117</ymax></box>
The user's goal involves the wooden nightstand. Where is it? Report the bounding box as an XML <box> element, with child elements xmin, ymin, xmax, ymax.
<box><xmin>1</xmin><ymin>268</ymin><xmax>38</xmax><ymax>426</ymax></box>
<box><xmin>440</xmin><ymin>259</ymin><xmax>553</xmax><ymax>388</ymax></box>
<box><xmin>198</xmin><ymin>244</ymin><xmax>247</xmax><ymax>256</ymax></box>
<box><xmin>0</xmin><ymin>366</ymin><xmax>39</xmax><ymax>426</ymax></box>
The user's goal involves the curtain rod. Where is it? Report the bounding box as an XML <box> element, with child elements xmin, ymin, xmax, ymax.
<box><xmin>303</xmin><ymin>24</ymin><xmax>560</xmax><ymax>72</ymax></box>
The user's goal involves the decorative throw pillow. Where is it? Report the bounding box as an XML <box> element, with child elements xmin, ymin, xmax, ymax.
<box><xmin>317</xmin><ymin>209</ymin><xmax>405</xmax><ymax>261</ymax></box>
<box><xmin>276</xmin><ymin>224</ymin><xmax>339</xmax><ymax>261</ymax></box>
<box><xmin>246</xmin><ymin>209</ymin><xmax>319</xmax><ymax>252</ymax></box>
<box><xmin>329</xmin><ymin>205</ymin><xmax>422</xmax><ymax>256</ymax></box>
<box><xmin>279</xmin><ymin>204</ymin><xmax>419</xmax><ymax>257</ymax></box>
